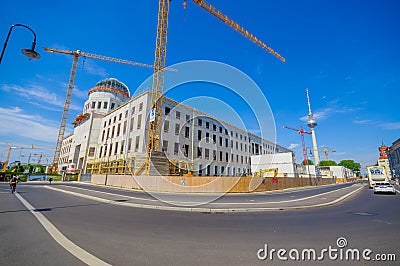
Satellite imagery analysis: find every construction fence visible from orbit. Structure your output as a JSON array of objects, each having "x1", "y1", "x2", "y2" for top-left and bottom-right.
[{"x1": 90, "y1": 174, "x2": 339, "y2": 193}]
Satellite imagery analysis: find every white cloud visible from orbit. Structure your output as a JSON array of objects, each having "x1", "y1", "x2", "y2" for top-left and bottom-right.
[
  {"x1": 353, "y1": 119, "x2": 400, "y2": 130},
  {"x1": 379, "y1": 122, "x2": 400, "y2": 130},
  {"x1": 0, "y1": 106, "x2": 59, "y2": 143},
  {"x1": 0, "y1": 83, "x2": 82, "y2": 111},
  {"x1": 288, "y1": 143, "x2": 299, "y2": 149},
  {"x1": 82, "y1": 60, "x2": 108, "y2": 78}
]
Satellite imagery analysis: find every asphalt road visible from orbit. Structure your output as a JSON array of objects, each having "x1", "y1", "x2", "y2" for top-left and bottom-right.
[{"x1": 0, "y1": 182, "x2": 399, "y2": 266}]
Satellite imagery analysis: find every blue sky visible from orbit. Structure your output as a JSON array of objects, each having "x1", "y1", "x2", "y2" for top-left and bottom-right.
[{"x1": 0, "y1": 0, "x2": 399, "y2": 171}]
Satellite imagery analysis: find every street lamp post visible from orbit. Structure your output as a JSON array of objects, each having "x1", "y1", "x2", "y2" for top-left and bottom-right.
[{"x1": 0, "y1": 24, "x2": 41, "y2": 64}]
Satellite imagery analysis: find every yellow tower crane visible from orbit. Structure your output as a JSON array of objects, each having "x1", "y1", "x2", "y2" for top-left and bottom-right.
[
  {"x1": 1, "y1": 143, "x2": 36, "y2": 172},
  {"x1": 141, "y1": 0, "x2": 286, "y2": 175},
  {"x1": 44, "y1": 47, "x2": 177, "y2": 173},
  {"x1": 320, "y1": 146, "x2": 336, "y2": 161}
]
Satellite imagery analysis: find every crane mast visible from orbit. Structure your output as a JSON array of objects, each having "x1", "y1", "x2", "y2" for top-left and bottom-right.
[
  {"x1": 140, "y1": 0, "x2": 286, "y2": 175},
  {"x1": 284, "y1": 126, "x2": 312, "y2": 165}
]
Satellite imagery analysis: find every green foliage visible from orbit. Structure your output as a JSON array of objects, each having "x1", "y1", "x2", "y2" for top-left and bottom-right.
[
  {"x1": 301, "y1": 159, "x2": 314, "y2": 165},
  {"x1": 338, "y1": 160, "x2": 361, "y2": 177},
  {"x1": 319, "y1": 160, "x2": 337, "y2": 166}
]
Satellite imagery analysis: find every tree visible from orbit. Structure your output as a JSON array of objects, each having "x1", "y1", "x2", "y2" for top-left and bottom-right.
[
  {"x1": 301, "y1": 159, "x2": 314, "y2": 165},
  {"x1": 319, "y1": 160, "x2": 337, "y2": 166},
  {"x1": 338, "y1": 160, "x2": 361, "y2": 177}
]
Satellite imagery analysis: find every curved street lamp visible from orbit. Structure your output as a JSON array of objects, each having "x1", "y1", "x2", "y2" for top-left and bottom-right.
[{"x1": 0, "y1": 23, "x2": 40, "y2": 64}]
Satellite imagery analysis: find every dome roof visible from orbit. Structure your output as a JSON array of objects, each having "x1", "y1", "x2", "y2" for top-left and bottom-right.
[{"x1": 88, "y1": 78, "x2": 130, "y2": 98}]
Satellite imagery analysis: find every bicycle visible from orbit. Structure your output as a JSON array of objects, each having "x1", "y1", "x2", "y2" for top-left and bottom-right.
[{"x1": 10, "y1": 183, "x2": 16, "y2": 194}]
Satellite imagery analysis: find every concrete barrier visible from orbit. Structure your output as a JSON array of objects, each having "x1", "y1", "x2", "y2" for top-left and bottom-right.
[{"x1": 90, "y1": 174, "x2": 337, "y2": 193}]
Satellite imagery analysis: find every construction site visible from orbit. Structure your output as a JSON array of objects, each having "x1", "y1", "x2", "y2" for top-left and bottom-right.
[{"x1": 1, "y1": 1, "x2": 352, "y2": 191}]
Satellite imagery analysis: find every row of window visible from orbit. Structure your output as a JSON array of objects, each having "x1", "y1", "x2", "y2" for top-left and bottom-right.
[
  {"x1": 84, "y1": 101, "x2": 118, "y2": 113},
  {"x1": 161, "y1": 140, "x2": 250, "y2": 165},
  {"x1": 99, "y1": 136, "x2": 142, "y2": 157}
]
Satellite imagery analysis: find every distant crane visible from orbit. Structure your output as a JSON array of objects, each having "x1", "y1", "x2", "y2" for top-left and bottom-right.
[
  {"x1": 139, "y1": 0, "x2": 286, "y2": 175},
  {"x1": 320, "y1": 146, "x2": 336, "y2": 161},
  {"x1": 43, "y1": 47, "x2": 177, "y2": 173},
  {"x1": 283, "y1": 126, "x2": 312, "y2": 165},
  {"x1": 0, "y1": 143, "x2": 36, "y2": 172}
]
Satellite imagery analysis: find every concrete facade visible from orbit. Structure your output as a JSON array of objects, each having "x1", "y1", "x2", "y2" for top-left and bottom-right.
[
  {"x1": 388, "y1": 138, "x2": 400, "y2": 179},
  {"x1": 59, "y1": 78, "x2": 292, "y2": 176}
]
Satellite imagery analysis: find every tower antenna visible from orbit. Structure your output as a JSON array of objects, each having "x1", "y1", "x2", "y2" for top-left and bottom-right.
[{"x1": 306, "y1": 88, "x2": 320, "y2": 165}]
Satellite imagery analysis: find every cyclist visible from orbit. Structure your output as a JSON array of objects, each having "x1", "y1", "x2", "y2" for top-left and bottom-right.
[{"x1": 9, "y1": 175, "x2": 18, "y2": 194}]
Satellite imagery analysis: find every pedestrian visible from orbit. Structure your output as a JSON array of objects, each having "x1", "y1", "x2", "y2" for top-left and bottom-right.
[{"x1": 49, "y1": 177, "x2": 53, "y2": 184}]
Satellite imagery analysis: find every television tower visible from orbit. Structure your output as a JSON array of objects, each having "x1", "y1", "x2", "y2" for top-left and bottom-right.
[{"x1": 306, "y1": 88, "x2": 320, "y2": 165}]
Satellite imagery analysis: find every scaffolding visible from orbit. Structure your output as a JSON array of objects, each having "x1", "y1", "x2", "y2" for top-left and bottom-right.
[{"x1": 86, "y1": 155, "x2": 135, "y2": 175}]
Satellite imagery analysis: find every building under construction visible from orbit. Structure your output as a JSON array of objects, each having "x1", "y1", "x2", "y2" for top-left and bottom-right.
[{"x1": 59, "y1": 78, "x2": 291, "y2": 176}]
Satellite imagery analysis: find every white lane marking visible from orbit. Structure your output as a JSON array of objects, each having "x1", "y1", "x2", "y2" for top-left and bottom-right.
[
  {"x1": 59, "y1": 185, "x2": 159, "y2": 202},
  {"x1": 58, "y1": 184, "x2": 359, "y2": 205},
  {"x1": 45, "y1": 184, "x2": 365, "y2": 212},
  {"x1": 15, "y1": 193, "x2": 111, "y2": 266}
]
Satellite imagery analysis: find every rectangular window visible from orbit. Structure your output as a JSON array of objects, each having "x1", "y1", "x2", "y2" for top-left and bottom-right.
[
  {"x1": 111, "y1": 103, "x2": 115, "y2": 110},
  {"x1": 123, "y1": 121, "x2": 127, "y2": 133},
  {"x1": 106, "y1": 128, "x2": 110, "y2": 139},
  {"x1": 91, "y1": 101, "x2": 95, "y2": 108},
  {"x1": 162, "y1": 140, "x2": 168, "y2": 152},
  {"x1": 108, "y1": 143, "x2": 113, "y2": 156},
  {"x1": 186, "y1": 114, "x2": 190, "y2": 122},
  {"x1": 225, "y1": 138, "x2": 228, "y2": 147},
  {"x1": 104, "y1": 121, "x2": 107, "y2": 127},
  {"x1": 176, "y1": 111, "x2": 181, "y2": 120},
  {"x1": 184, "y1": 126, "x2": 190, "y2": 138},
  {"x1": 102, "y1": 130, "x2": 105, "y2": 141},
  {"x1": 114, "y1": 142, "x2": 118, "y2": 155},
  {"x1": 125, "y1": 110, "x2": 128, "y2": 118},
  {"x1": 128, "y1": 138, "x2": 132, "y2": 152},
  {"x1": 139, "y1": 103, "x2": 143, "y2": 111},
  {"x1": 135, "y1": 136, "x2": 140, "y2": 151},
  {"x1": 164, "y1": 120, "x2": 170, "y2": 133},
  {"x1": 132, "y1": 106, "x2": 135, "y2": 114},
  {"x1": 174, "y1": 143, "x2": 179, "y2": 155},
  {"x1": 205, "y1": 148, "x2": 210, "y2": 159},
  {"x1": 103, "y1": 102, "x2": 108, "y2": 109},
  {"x1": 111, "y1": 126, "x2": 115, "y2": 138},
  {"x1": 219, "y1": 151, "x2": 223, "y2": 161},
  {"x1": 175, "y1": 123, "x2": 180, "y2": 135},
  {"x1": 88, "y1": 147, "x2": 95, "y2": 157},
  {"x1": 213, "y1": 124, "x2": 216, "y2": 131},
  {"x1": 219, "y1": 126, "x2": 222, "y2": 133},
  {"x1": 97, "y1": 102, "x2": 101, "y2": 109},
  {"x1": 198, "y1": 119, "x2": 202, "y2": 126},
  {"x1": 213, "y1": 150, "x2": 216, "y2": 160},
  {"x1": 165, "y1": 107, "x2": 171, "y2": 115},
  {"x1": 206, "y1": 132, "x2": 210, "y2": 143},
  {"x1": 225, "y1": 152, "x2": 229, "y2": 162},
  {"x1": 219, "y1": 137, "x2": 223, "y2": 146},
  {"x1": 206, "y1": 121, "x2": 210, "y2": 129},
  {"x1": 120, "y1": 140, "x2": 124, "y2": 154},
  {"x1": 119, "y1": 113, "x2": 122, "y2": 121},
  {"x1": 137, "y1": 114, "x2": 142, "y2": 129},
  {"x1": 130, "y1": 117, "x2": 134, "y2": 132},
  {"x1": 117, "y1": 124, "x2": 121, "y2": 136},
  {"x1": 197, "y1": 130, "x2": 202, "y2": 141},
  {"x1": 197, "y1": 147, "x2": 202, "y2": 158},
  {"x1": 113, "y1": 116, "x2": 116, "y2": 123}
]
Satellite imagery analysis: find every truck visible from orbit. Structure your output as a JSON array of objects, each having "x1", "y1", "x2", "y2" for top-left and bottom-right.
[{"x1": 367, "y1": 166, "x2": 390, "y2": 188}]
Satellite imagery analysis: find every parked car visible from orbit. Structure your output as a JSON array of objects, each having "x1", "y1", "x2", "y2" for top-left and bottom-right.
[{"x1": 373, "y1": 182, "x2": 396, "y2": 194}]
